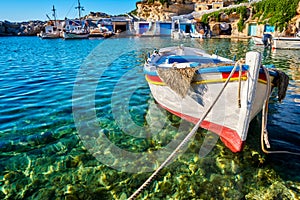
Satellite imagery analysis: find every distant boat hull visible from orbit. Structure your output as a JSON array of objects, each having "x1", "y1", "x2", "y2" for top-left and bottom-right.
[
  {"x1": 190, "y1": 32, "x2": 203, "y2": 38},
  {"x1": 251, "y1": 36, "x2": 264, "y2": 45},
  {"x1": 89, "y1": 31, "x2": 114, "y2": 38},
  {"x1": 39, "y1": 32, "x2": 61, "y2": 39},
  {"x1": 63, "y1": 32, "x2": 89, "y2": 39},
  {"x1": 273, "y1": 37, "x2": 300, "y2": 49},
  {"x1": 252, "y1": 35, "x2": 300, "y2": 49}
]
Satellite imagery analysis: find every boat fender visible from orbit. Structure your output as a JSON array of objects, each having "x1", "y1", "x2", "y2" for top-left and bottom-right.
[{"x1": 272, "y1": 69, "x2": 289, "y2": 102}]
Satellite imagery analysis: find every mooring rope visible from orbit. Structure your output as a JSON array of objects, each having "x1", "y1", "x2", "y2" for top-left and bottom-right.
[
  {"x1": 260, "y1": 66, "x2": 300, "y2": 156},
  {"x1": 128, "y1": 60, "x2": 244, "y2": 200},
  {"x1": 237, "y1": 59, "x2": 244, "y2": 108}
]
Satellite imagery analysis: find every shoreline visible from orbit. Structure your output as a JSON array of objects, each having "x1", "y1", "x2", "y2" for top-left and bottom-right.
[{"x1": 0, "y1": 33, "x2": 253, "y2": 40}]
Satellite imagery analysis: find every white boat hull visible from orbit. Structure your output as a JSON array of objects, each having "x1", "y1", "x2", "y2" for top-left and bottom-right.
[
  {"x1": 63, "y1": 32, "x2": 89, "y2": 39},
  {"x1": 40, "y1": 32, "x2": 60, "y2": 39},
  {"x1": 273, "y1": 37, "x2": 300, "y2": 49},
  {"x1": 190, "y1": 32, "x2": 203, "y2": 38},
  {"x1": 251, "y1": 36, "x2": 263, "y2": 45},
  {"x1": 144, "y1": 46, "x2": 278, "y2": 152}
]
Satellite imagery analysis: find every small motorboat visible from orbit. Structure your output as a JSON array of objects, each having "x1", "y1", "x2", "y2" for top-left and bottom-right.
[
  {"x1": 252, "y1": 33, "x2": 300, "y2": 49},
  {"x1": 144, "y1": 45, "x2": 288, "y2": 152}
]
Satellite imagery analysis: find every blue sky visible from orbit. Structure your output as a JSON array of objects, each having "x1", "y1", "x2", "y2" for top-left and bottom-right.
[{"x1": 0, "y1": 0, "x2": 138, "y2": 22}]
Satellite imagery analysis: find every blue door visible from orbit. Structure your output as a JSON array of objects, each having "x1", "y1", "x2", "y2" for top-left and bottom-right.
[
  {"x1": 139, "y1": 23, "x2": 149, "y2": 34},
  {"x1": 180, "y1": 24, "x2": 186, "y2": 32},
  {"x1": 248, "y1": 24, "x2": 257, "y2": 36},
  {"x1": 159, "y1": 23, "x2": 172, "y2": 35},
  {"x1": 264, "y1": 25, "x2": 275, "y2": 33}
]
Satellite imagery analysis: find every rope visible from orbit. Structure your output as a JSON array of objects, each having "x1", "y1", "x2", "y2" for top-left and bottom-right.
[
  {"x1": 128, "y1": 60, "x2": 244, "y2": 200},
  {"x1": 237, "y1": 60, "x2": 244, "y2": 108},
  {"x1": 65, "y1": 0, "x2": 77, "y2": 19},
  {"x1": 260, "y1": 66, "x2": 300, "y2": 156}
]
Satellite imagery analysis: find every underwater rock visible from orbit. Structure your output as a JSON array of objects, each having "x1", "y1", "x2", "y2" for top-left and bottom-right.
[
  {"x1": 31, "y1": 188, "x2": 56, "y2": 199},
  {"x1": 64, "y1": 194, "x2": 79, "y2": 200},
  {"x1": 119, "y1": 192, "x2": 127, "y2": 200},
  {"x1": 64, "y1": 184, "x2": 75, "y2": 195},
  {"x1": 0, "y1": 190, "x2": 5, "y2": 199},
  {"x1": 245, "y1": 181, "x2": 296, "y2": 199}
]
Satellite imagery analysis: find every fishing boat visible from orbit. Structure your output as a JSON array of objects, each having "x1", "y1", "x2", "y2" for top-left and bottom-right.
[
  {"x1": 38, "y1": 6, "x2": 61, "y2": 39},
  {"x1": 63, "y1": 0, "x2": 89, "y2": 39},
  {"x1": 190, "y1": 31, "x2": 204, "y2": 38},
  {"x1": 252, "y1": 33, "x2": 300, "y2": 49},
  {"x1": 63, "y1": 21, "x2": 89, "y2": 39},
  {"x1": 171, "y1": 30, "x2": 188, "y2": 39},
  {"x1": 251, "y1": 36, "x2": 264, "y2": 45},
  {"x1": 272, "y1": 36, "x2": 300, "y2": 49},
  {"x1": 144, "y1": 46, "x2": 288, "y2": 153},
  {"x1": 89, "y1": 25, "x2": 114, "y2": 38},
  {"x1": 251, "y1": 34, "x2": 272, "y2": 47}
]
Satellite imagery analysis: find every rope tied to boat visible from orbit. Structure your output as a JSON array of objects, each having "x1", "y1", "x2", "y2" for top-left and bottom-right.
[
  {"x1": 260, "y1": 66, "x2": 300, "y2": 156},
  {"x1": 128, "y1": 59, "x2": 244, "y2": 200},
  {"x1": 237, "y1": 59, "x2": 245, "y2": 108}
]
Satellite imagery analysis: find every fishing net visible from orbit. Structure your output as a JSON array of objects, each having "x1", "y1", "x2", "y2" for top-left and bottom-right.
[
  {"x1": 157, "y1": 63, "x2": 234, "y2": 98},
  {"x1": 157, "y1": 67, "x2": 198, "y2": 98}
]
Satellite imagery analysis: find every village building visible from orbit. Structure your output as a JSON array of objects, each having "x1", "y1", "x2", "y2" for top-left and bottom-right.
[{"x1": 193, "y1": 0, "x2": 238, "y2": 12}]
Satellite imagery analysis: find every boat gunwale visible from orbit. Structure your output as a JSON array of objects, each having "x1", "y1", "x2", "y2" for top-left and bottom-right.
[{"x1": 144, "y1": 64, "x2": 278, "y2": 77}]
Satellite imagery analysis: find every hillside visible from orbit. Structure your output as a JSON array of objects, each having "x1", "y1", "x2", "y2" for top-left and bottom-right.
[
  {"x1": 134, "y1": 0, "x2": 241, "y2": 21},
  {"x1": 134, "y1": 0, "x2": 300, "y2": 35},
  {"x1": 135, "y1": 0, "x2": 194, "y2": 21}
]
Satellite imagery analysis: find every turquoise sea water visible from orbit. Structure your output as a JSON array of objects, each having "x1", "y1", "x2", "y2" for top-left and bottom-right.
[{"x1": 0, "y1": 36, "x2": 299, "y2": 199}]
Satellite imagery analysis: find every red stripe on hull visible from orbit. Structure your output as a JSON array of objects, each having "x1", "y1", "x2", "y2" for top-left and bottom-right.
[
  {"x1": 258, "y1": 73, "x2": 267, "y2": 80},
  {"x1": 222, "y1": 71, "x2": 247, "y2": 79},
  {"x1": 146, "y1": 75, "x2": 163, "y2": 82},
  {"x1": 147, "y1": 72, "x2": 268, "y2": 84},
  {"x1": 159, "y1": 104, "x2": 244, "y2": 153}
]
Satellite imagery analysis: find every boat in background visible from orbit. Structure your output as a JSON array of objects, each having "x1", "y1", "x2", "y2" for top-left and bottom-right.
[
  {"x1": 190, "y1": 31, "x2": 204, "y2": 38},
  {"x1": 39, "y1": 25, "x2": 61, "y2": 39},
  {"x1": 63, "y1": 20, "x2": 89, "y2": 39},
  {"x1": 190, "y1": 29, "x2": 211, "y2": 39},
  {"x1": 272, "y1": 36, "x2": 300, "y2": 49},
  {"x1": 251, "y1": 33, "x2": 272, "y2": 47},
  {"x1": 144, "y1": 46, "x2": 288, "y2": 152},
  {"x1": 89, "y1": 24, "x2": 114, "y2": 38},
  {"x1": 63, "y1": 0, "x2": 89, "y2": 39},
  {"x1": 38, "y1": 6, "x2": 61, "y2": 39},
  {"x1": 252, "y1": 33, "x2": 300, "y2": 49},
  {"x1": 251, "y1": 36, "x2": 264, "y2": 45},
  {"x1": 171, "y1": 29, "x2": 189, "y2": 39}
]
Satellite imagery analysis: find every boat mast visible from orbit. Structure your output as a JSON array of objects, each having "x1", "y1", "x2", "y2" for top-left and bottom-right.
[
  {"x1": 52, "y1": 5, "x2": 57, "y2": 24},
  {"x1": 75, "y1": 0, "x2": 84, "y2": 20}
]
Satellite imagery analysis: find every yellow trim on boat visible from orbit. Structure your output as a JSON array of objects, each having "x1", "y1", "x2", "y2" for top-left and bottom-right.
[
  {"x1": 193, "y1": 77, "x2": 248, "y2": 84},
  {"x1": 258, "y1": 79, "x2": 275, "y2": 86},
  {"x1": 145, "y1": 75, "x2": 165, "y2": 86},
  {"x1": 146, "y1": 75, "x2": 273, "y2": 86}
]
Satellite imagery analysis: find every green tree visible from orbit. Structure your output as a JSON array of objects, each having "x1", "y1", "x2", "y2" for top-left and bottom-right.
[
  {"x1": 200, "y1": 0, "x2": 299, "y2": 32},
  {"x1": 253, "y1": 0, "x2": 299, "y2": 31}
]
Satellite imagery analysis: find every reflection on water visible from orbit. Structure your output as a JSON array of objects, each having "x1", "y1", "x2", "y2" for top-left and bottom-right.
[{"x1": 0, "y1": 37, "x2": 299, "y2": 199}]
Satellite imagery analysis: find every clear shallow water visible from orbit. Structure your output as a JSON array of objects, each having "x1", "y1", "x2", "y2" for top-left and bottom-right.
[{"x1": 0, "y1": 36, "x2": 299, "y2": 199}]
